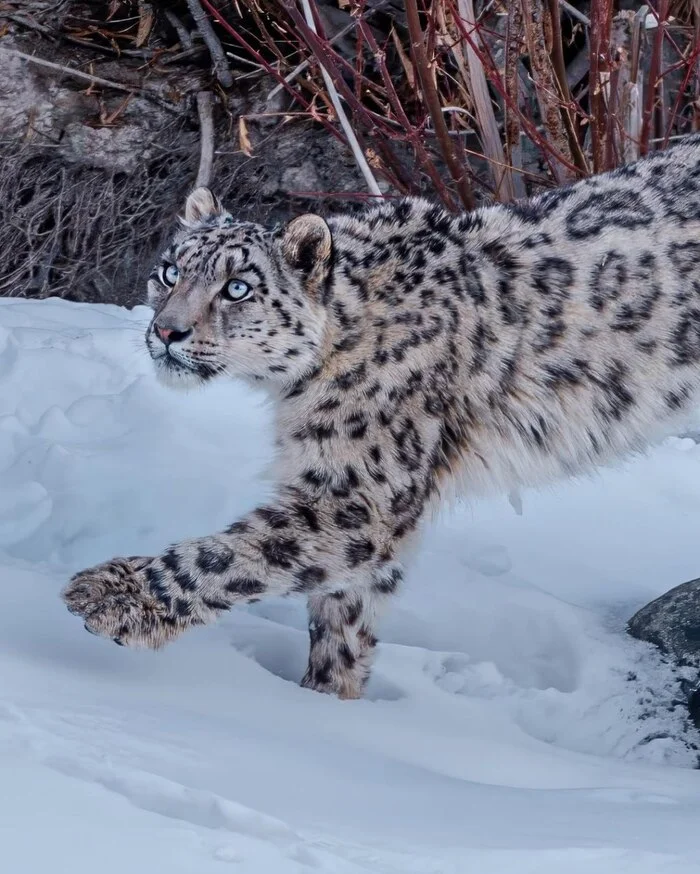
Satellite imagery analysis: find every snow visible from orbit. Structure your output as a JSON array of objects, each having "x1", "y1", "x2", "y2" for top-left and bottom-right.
[{"x1": 1, "y1": 297, "x2": 699, "y2": 873}]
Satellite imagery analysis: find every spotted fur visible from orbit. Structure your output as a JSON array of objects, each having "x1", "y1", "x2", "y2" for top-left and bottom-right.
[{"x1": 64, "y1": 135, "x2": 700, "y2": 698}]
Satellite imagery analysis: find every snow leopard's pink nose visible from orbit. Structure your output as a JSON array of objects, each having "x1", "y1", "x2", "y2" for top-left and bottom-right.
[{"x1": 153, "y1": 323, "x2": 193, "y2": 345}]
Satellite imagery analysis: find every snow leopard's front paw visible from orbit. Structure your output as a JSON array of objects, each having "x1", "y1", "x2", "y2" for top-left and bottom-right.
[{"x1": 62, "y1": 556, "x2": 184, "y2": 648}]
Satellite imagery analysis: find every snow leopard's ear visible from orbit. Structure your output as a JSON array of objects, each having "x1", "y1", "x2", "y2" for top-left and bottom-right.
[
  {"x1": 182, "y1": 187, "x2": 228, "y2": 227},
  {"x1": 279, "y1": 214, "x2": 332, "y2": 280}
]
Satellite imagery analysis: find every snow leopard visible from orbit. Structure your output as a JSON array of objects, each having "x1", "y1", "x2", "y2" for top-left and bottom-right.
[{"x1": 63, "y1": 132, "x2": 700, "y2": 699}]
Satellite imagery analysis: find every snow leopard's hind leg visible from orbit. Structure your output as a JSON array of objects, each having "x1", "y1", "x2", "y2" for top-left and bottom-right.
[{"x1": 302, "y1": 585, "x2": 391, "y2": 699}]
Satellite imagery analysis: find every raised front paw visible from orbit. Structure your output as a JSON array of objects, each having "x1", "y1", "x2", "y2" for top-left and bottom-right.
[{"x1": 62, "y1": 556, "x2": 187, "y2": 649}]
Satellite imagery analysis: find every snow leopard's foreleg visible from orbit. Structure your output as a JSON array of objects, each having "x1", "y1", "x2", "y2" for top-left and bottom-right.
[{"x1": 62, "y1": 484, "x2": 404, "y2": 697}]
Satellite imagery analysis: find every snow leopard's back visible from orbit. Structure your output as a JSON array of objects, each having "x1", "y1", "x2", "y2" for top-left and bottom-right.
[{"x1": 318, "y1": 135, "x2": 700, "y2": 495}]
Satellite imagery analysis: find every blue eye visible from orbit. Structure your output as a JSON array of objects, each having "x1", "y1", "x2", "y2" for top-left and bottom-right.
[
  {"x1": 159, "y1": 263, "x2": 179, "y2": 287},
  {"x1": 224, "y1": 279, "x2": 252, "y2": 302}
]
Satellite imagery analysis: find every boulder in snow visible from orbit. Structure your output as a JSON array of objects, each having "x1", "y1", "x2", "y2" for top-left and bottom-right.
[
  {"x1": 628, "y1": 578, "x2": 700, "y2": 665},
  {"x1": 628, "y1": 579, "x2": 700, "y2": 729}
]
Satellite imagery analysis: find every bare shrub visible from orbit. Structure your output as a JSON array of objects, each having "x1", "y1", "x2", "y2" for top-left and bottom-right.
[{"x1": 2, "y1": 1, "x2": 700, "y2": 304}]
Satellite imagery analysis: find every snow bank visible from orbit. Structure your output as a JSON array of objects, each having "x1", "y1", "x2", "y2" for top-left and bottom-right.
[{"x1": 1, "y1": 298, "x2": 699, "y2": 873}]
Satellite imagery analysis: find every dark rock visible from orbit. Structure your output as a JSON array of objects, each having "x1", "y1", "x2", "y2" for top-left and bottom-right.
[
  {"x1": 628, "y1": 580, "x2": 700, "y2": 729},
  {"x1": 628, "y1": 578, "x2": 700, "y2": 664}
]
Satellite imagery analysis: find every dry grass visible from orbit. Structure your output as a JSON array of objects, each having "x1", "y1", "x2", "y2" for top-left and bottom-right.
[{"x1": 0, "y1": 136, "x2": 198, "y2": 304}]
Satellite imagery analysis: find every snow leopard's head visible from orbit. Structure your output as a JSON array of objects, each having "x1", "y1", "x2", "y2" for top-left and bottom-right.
[{"x1": 146, "y1": 188, "x2": 332, "y2": 390}]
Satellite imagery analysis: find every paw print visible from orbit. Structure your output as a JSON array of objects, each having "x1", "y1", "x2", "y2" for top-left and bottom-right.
[{"x1": 62, "y1": 556, "x2": 186, "y2": 648}]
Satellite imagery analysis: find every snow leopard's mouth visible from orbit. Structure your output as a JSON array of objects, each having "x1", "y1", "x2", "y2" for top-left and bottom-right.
[{"x1": 149, "y1": 346, "x2": 219, "y2": 387}]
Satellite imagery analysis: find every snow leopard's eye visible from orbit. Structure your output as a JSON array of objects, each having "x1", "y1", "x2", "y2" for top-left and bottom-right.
[
  {"x1": 222, "y1": 279, "x2": 253, "y2": 302},
  {"x1": 158, "y1": 263, "x2": 179, "y2": 287}
]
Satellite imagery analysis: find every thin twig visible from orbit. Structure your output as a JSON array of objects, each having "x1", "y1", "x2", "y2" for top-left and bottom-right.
[
  {"x1": 37, "y1": 32, "x2": 156, "y2": 60},
  {"x1": 164, "y1": 9, "x2": 194, "y2": 49},
  {"x1": 185, "y1": 0, "x2": 234, "y2": 88},
  {"x1": 547, "y1": 0, "x2": 588, "y2": 173},
  {"x1": 195, "y1": 91, "x2": 215, "y2": 188},
  {"x1": 559, "y1": 0, "x2": 590, "y2": 27},
  {"x1": 266, "y1": 24, "x2": 358, "y2": 102},
  {"x1": 197, "y1": 0, "x2": 348, "y2": 149},
  {"x1": 405, "y1": 0, "x2": 474, "y2": 210},
  {"x1": 630, "y1": 7, "x2": 644, "y2": 84},
  {"x1": 588, "y1": 0, "x2": 614, "y2": 172},
  {"x1": 0, "y1": 44, "x2": 186, "y2": 113},
  {"x1": 289, "y1": 13, "x2": 409, "y2": 194},
  {"x1": 266, "y1": 5, "x2": 390, "y2": 102},
  {"x1": 640, "y1": 1, "x2": 669, "y2": 155},
  {"x1": 356, "y1": 17, "x2": 454, "y2": 202},
  {"x1": 276, "y1": 6, "x2": 394, "y2": 117},
  {"x1": 0, "y1": 46, "x2": 141, "y2": 94},
  {"x1": 5, "y1": 10, "x2": 154, "y2": 58},
  {"x1": 159, "y1": 46, "x2": 206, "y2": 66},
  {"x1": 1, "y1": 13, "x2": 59, "y2": 42},
  {"x1": 276, "y1": 3, "x2": 402, "y2": 189},
  {"x1": 662, "y1": 40, "x2": 700, "y2": 147},
  {"x1": 298, "y1": 0, "x2": 382, "y2": 198},
  {"x1": 603, "y1": 59, "x2": 621, "y2": 169}
]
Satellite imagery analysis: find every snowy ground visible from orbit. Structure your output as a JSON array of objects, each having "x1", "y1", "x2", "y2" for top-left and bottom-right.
[{"x1": 1, "y1": 297, "x2": 700, "y2": 874}]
